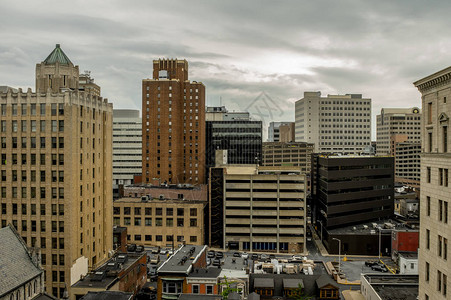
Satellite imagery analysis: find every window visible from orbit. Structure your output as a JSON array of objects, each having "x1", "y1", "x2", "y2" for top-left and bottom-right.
[
  {"x1": 145, "y1": 208, "x2": 152, "y2": 215},
  {"x1": 439, "y1": 200, "x2": 444, "y2": 222},
  {"x1": 190, "y1": 236, "x2": 197, "y2": 243},
  {"x1": 427, "y1": 167, "x2": 431, "y2": 183},
  {"x1": 156, "y1": 218, "x2": 162, "y2": 226},
  {"x1": 206, "y1": 285, "x2": 213, "y2": 295},
  {"x1": 156, "y1": 208, "x2": 162, "y2": 216},
  {"x1": 444, "y1": 126, "x2": 448, "y2": 152},
  {"x1": 177, "y1": 208, "x2": 184, "y2": 216},
  {"x1": 134, "y1": 218, "x2": 141, "y2": 226},
  {"x1": 145, "y1": 218, "x2": 152, "y2": 226},
  {"x1": 426, "y1": 229, "x2": 430, "y2": 249},
  {"x1": 192, "y1": 285, "x2": 199, "y2": 294},
  {"x1": 113, "y1": 207, "x2": 120, "y2": 215},
  {"x1": 190, "y1": 219, "x2": 197, "y2": 227},
  {"x1": 124, "y1": 207, "x2": 131, "y2": 215},
  {"x1": 440, "y1": 168, "x2": 444, "y2": 185},
  {"x1": 190, "y1": 208, "x2": 197, "y2": 216},
  {"x1": 427, "y1": 196, "x2": 431, "y2": 216},
  {"x1": 135, "y1": 235, "x2": 142, "y2": 241},
  {"x1": 134, "y1": 207, "x2": 141, "y2": 215},
  {"x1": 166, "y1": 208, "x2": 173, "y2": 216},
  {"x1": 156, "y1": 235, "x2": 162, "y2": 241},
  {"x1": 438, "y1": 270, "x2": 442, "y2": 292},
  {"x1": 177, "y1": 218, "x2": 184, "y2": 227},
  {"x1": 124, "y1": 217, "x2": 131, "y2": 225},
  {"x1": 428, "y1": 132, "x2": 433, "y2": 152},
  {"x1": 166, "y1": 218, "x2": 173, "y2": 227},
  {"x1": 145, "y1": 235, "x2": 152, "y2": 241},
  {"x1": 162, "y1": 281, "x2": 182, "y2": 294}
]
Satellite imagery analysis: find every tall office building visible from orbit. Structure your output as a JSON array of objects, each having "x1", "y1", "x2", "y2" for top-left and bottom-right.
[
  {"x1": 376, "y1": 107, "x2": 421, "y2": 155},
  {"x1": 376, "y1": 108, "x2": 421, "y2": 186},
  {"x1": 261, "y1": 142, "x2": 314, "y2": 173},
  {"x1": 295, "y1": 92, "x2": 371, "y2": 154},
  {"x1": 113, "y1": 109, "x2": 142, "y2": 198},
  {"x1": 0, "y1": 44, "x2": 113, "y2": 298},
  {"x1": 142, "y1": 59, "x2": 205, "y2": 185},
  {"x1": 205, "y1": 106, "x2": 262, "y2": 170},
  {"x1": 268, "y1": 121, "x2": 295, "y2": 142},
  {"x1": 415, "y1": 67, "x2": 451, "y2": 300}
]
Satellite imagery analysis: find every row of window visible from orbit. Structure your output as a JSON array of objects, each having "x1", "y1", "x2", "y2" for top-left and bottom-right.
[
  {"x1": 0, "y1": 103, "x2": 63, "y2": 116},
  {"x1": 129, "y1": 234, "x2": 198, "y2": 243},
  {"x1": 424, "y1": 262, "x2": 447, "y2": 298},
  {"x1": 2, "y1": 219, "x2": 64, "y2": 233},
  {"x1": 1, "y1": 119, "x2": 64, "y2": 133},
  {"x1": 1, "y1": 170, "x2": 64, "y2": 182},
  {"x1": 425, "y1": 167, "x2": 449, "y2": 186},
  {"x1": 0, "y1": 136, "x2": 64, "y2": 149},
  {"x1": 113, "y1": 206, "x2": 197, "y2": 216},
  {"x1": 114, "y1": 217, "x2": 198, "y2": 227},
  {"x1": 1, "y1": 186, "x2": 64, "y2": 199},
  {"x1": 2, "y1": 203, "x2": 63, "y2": 215}
]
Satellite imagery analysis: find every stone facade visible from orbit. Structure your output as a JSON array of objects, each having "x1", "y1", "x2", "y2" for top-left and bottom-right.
[
  {"x1": 414, "y1": 66, "x2": 451, "y2": 300},
  {"x1": 0, "y1": 45, "x2": 113, "y2": 298},
  {"x1": 113, "y1": 197, "x2": 206, "y2": 247}
]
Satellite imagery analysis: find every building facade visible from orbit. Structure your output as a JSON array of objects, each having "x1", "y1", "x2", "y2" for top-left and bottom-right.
[
  {"x1": 268, "y1": 121, "x2": 295, "y2": 142},
  {"x1": 209, "y1": 165, "x2": 306, "y2": 253},
  {"x1": 206, "y1": 106, "x2": 262, "y2": 170},
  {"x1": 376, "y1": 107, "x2": 421, "y2": 156},
  {"x1": 0, "y1": 44, "x2": 113, "y2": 298},
  {"x1": 113, "y1": 197, "x2": 206, "y2": 247},
  {"x1": 142, "y1": 59, "x2": 205, "y2": 185},
  {"x1": 414, "y1": 67, "x2": 451, "y2": 300},
  {"x1": 261, "y1": 142, "x2": 314, "y2": 174},
  {"x1": 113, "y1": 109, "x2": 142, "y2": 198},
  {"x1": 311, "y1": 155, "x2": 394, "y2": 229},
  {"x1": 295, "y1": 92, "x2": 371, "y2": 154}
]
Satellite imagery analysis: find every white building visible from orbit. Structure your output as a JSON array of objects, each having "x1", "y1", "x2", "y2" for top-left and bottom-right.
[
  {"x1": 113, "y1": 109, "x2": 142, "y2": 198},
  {"x1": 295, "y1": 91, "x2": 371, "y2": 154},
  {"x1": 399, "y1": 253, "x2": 418, "y2": 275}
]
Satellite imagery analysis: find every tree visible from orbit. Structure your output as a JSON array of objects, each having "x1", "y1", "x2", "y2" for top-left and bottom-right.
[
  {"x1": 219, "y1": 276, "x2": 240, "y2": 300},
  {"x1": 289, "y1": 283, "x2": 312, "y2": 300}
]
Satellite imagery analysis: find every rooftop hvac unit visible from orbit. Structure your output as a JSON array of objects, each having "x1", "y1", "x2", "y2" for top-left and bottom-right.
[
  {"x1": 159, "y1": 195, "x2": 164, "y2": 200},
  {"x1": 363, "y1": 225, "x2": 369, "y2": 229}
]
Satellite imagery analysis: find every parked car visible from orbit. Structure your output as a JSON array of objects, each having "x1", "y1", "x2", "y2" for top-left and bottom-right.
[
  {"x1": 269, "y1": 254, "x2": 276, "y2": 259},
  {"x1": 207, "y1": 251, "x2": 215, "y2": 258},
  {"x1": 261, "y1": 254, "x2": 269, "y2": 260},
  {"x1": 136, "y1": 245, "x2": 144, "y2": 252},
  {"x1": 207, "y1": 258, "x2": 212, "y2": 266},
  {"x1": 150, "y1": 255, "x2": 160, "y2": 265},
  {"x1": 291, "y1": 255, "x2": 302, "y2": 261},
  {"x1": 241, "y1": 252, "x2": 249, "y2": 259},
  {"x1": 365, "y1": 260, "x2": 379, "y2": 267},
  {"x1": 216, "y1": 251, "x2": 224, "y2": 259},
  {"x1": 212, "y1": 259, "x2": 221, "y2": 266},
  {"x1": 151, "y1": 246, "x2": 161, "y2": 254},
  {"x1": 371, "y1": 264, "x2": 388, "y2": 272},
  {"x1": 251, "y1": 253, "x2": 259, "y2": 260},
  {"x1": 127, "y1": 244, "x2": 137, "y2": 252},
  {"x1": 233, "y1": 252, "x2": 241, "y2": 257}
]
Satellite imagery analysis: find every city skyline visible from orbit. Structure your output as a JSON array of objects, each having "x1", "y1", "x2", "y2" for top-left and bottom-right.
[{"x1": 2, "y1": 1, "x2": 451, "y2": 138}]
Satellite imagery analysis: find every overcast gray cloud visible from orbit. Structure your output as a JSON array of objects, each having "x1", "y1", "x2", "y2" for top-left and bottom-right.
[{"x1": 1, "y1": 0, "x2": 450, "y2": 138}]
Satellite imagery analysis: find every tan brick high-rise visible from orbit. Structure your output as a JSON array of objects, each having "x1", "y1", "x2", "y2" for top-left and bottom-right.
[
  {"x1": 0, "y1": 44, "x2": 113, "y2": 298},
  {"x1": 142, "y1": 59, "x2": 205, "y2": 185}
]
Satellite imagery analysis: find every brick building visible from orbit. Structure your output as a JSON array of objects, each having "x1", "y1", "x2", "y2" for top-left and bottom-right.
[
  {"x1": 0, "y1": 44, "x2": 113, "y2": 298},
  {"x1": 142, "y1": 59, "x2": 205, "y2": 185}
]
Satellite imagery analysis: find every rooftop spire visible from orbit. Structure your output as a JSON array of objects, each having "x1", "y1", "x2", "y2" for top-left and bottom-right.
[{"x1": 43, "y1": 44, "x2": 72, "y2": 65}]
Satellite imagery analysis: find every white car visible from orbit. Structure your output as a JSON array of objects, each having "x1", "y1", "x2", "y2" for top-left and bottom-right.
[
  {"x1": 241, "y1": 252, "x2": 249, "y2": 259},
  {"x1": 292, "y1": 255, "x2": 303, "y2": 261}
]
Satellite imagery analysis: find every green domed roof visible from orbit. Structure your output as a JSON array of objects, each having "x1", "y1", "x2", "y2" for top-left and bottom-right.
[{"x1": 43, "y1": 44, "x2": 72, "y2": 65}]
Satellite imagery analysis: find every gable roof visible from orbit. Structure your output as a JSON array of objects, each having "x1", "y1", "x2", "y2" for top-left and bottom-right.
[
  {"x1": 0, "y1": 225, "x2": 42, "y2": 296},
  {"x1": 43, "y1": 44, "x2": 72, "y2": 65},
  {"x1": 283, "y1": 278, "x2": 304, "y2": 289},
  {"x1": 254, "y1": 278, "x2": 274, "y2": 288},
  {"x1": 315, "y1": 274, "x2": 339, "y2": 289}
]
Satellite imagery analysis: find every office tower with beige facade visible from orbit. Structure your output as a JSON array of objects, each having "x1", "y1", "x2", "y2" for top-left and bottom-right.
[
  {"x1": 262, "y1": 142, "x2": 314, "y2": 173},
  {"x1": 376, "y1": 108, "x2": 421, "y2": 186},
  {"x1": 295, "y1": 91, "x2": 371, "y2": 154},
  {"x1": 209, "y1": 165, "x2": 306, "y2": 253},
  {"x1": 142, "y1": 59, "x2": 205, "y2": 185},
  {"x1": 113, "y1": 109, "x2": 142, "y2": 198},
  {"x1": 268, "y1": 121, "x2": 295, "y2": 142},
  {"x1": 415, "y1": 67, "x2": 451, "y2": 300},
  {"x1": 376, "y1": 107, "x2": 421, "y2": 155},
  {"x1": 0, "y1": 44, "x2": 113, "y2": 298}
]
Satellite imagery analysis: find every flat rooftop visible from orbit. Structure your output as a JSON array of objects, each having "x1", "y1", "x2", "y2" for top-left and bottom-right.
[
  {"x1": 114, "y1": 197, "x2": 205, "y2": 204},
  {"x1": 72, "y1": 252, "x2": 145, "y2": 289},
  {"x1": 327, "y1": 219, "x2": 417, "y2": 235},
  {"x1": 158, "y1": 245, "x2": 207, "y2": 274},
  {"x1": 365, "y1": 274, "x2": 419, "y2": 300}
]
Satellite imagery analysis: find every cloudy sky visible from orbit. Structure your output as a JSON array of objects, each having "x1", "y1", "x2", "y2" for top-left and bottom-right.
[{"x1": 1, "y1": 0, "x2": 450, "y2": 139}]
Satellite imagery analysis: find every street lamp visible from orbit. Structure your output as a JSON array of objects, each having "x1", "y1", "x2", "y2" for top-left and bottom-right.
[
  {"x1": 332, "y1": 238, "x2": 341, "y2": 274},
  {"x1": 378, "y1": 227, "x2": 381, "y2": 260}
]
